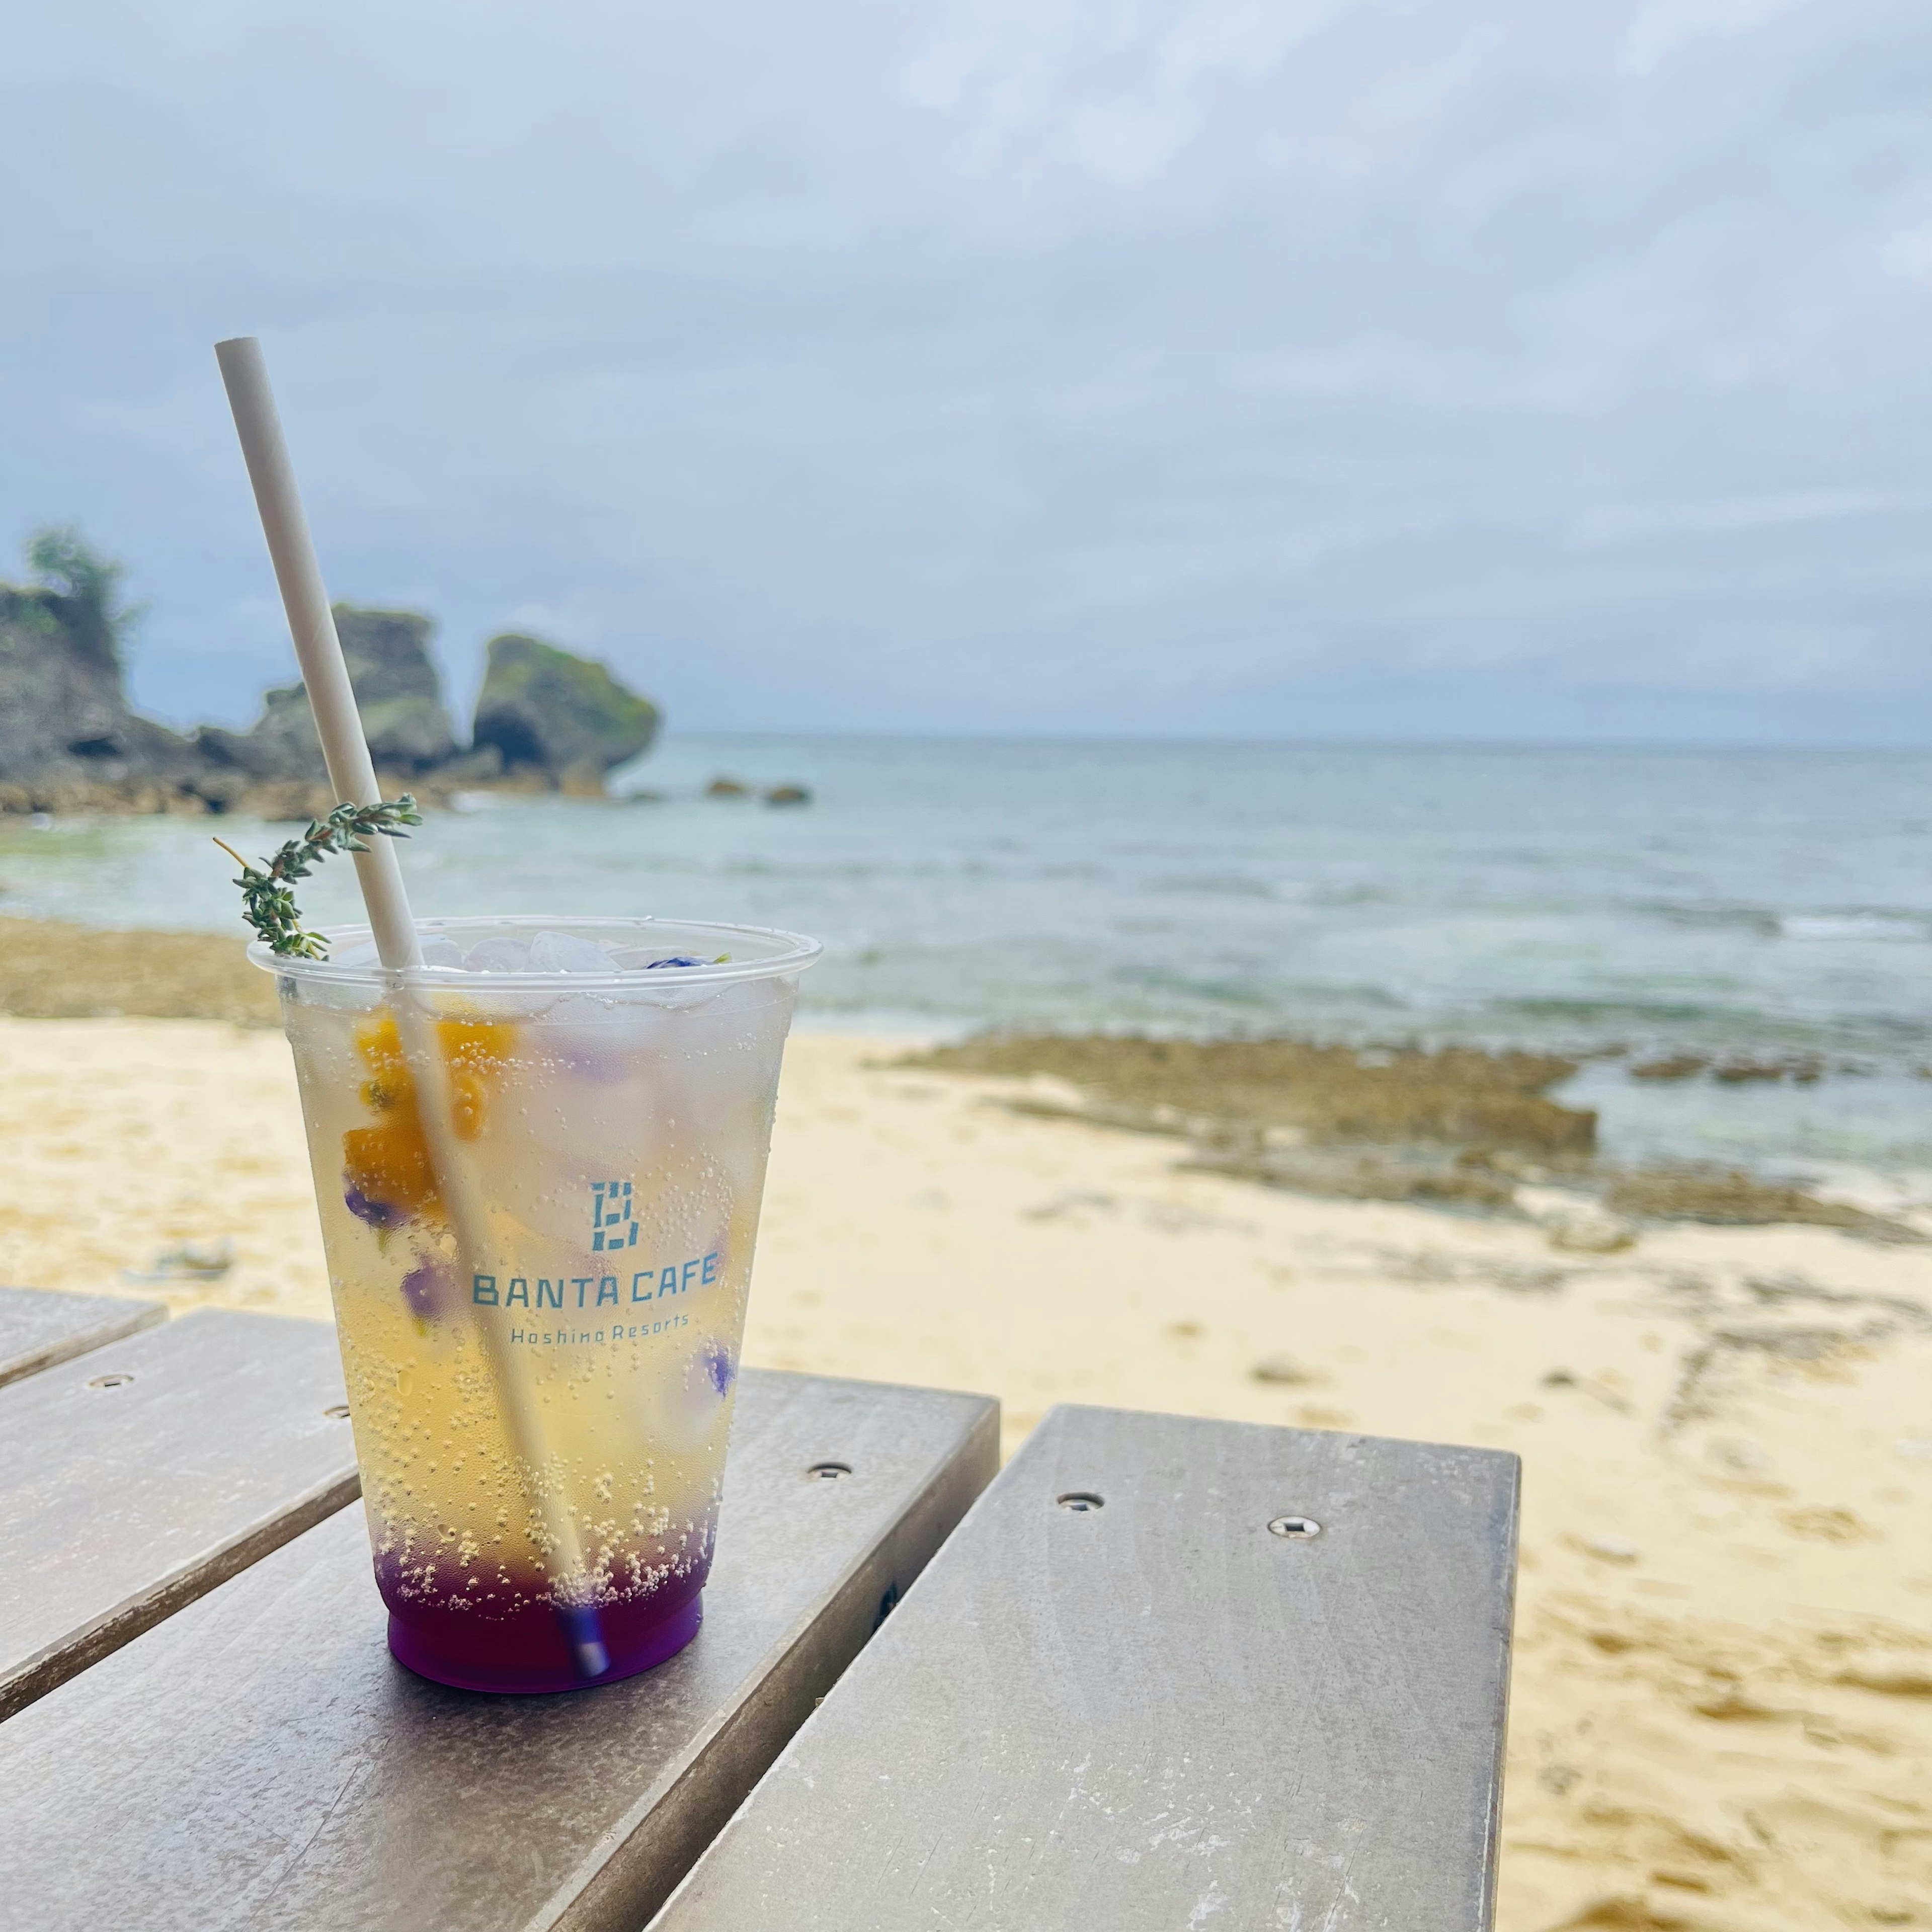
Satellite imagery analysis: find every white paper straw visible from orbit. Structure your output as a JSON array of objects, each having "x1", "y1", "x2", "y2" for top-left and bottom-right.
[
  {"x1": 212, "y1": 340, "x2": 420, "y2": 970},
  {"x1": 216, "y1": 338, "x2": 609, "y2": 1678}
]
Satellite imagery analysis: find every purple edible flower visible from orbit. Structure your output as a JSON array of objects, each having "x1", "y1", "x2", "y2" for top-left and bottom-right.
[
  {"x1": 345, "y1": 1183, "x2": 403, "y2": 1229},
  {"x1": 645, "y1": 955, "x2": 706, "y2": 969},
  {"x1": 701, "y1": 1339, "x2": 735, "y2": 1398},
  {"x1": 401, "y1": 1259, "x2": 451, "y2": 1317}
]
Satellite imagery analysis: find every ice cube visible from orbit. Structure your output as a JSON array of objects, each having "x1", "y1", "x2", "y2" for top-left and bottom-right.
[
  {"x1": 417, "y1": 936, "x2": 465, "y2": 969},
  {"x1": 529, "y1": 930, "x2": 619, "y2": 974},
  {"x1": 464, "y1": 936, "x2": 533, "y2": 972},
  {"x1": 538, "y1": 998, "x2": 675, "y2": 1084}
]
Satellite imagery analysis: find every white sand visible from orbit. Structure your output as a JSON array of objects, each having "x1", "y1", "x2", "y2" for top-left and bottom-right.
[{"x1": 1, "y1": 1016, "x2": 1926, "y2": 1925}]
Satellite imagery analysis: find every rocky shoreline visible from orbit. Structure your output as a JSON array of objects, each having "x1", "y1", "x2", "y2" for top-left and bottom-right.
[
  {"x1": 1, "y1": 534, "x2": 661, "y2": 818},
  {"x1": 0, "y1": 918, "x2": 276, "y2": 1024},
  {"x1": 903, "y1": 1032, "x2": 1931, "y2": 1246}
]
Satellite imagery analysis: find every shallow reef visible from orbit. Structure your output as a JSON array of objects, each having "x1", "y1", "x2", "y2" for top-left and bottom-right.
[{"x1": 905, "y1": 1033, "x2": 1921, "y2": 1240}]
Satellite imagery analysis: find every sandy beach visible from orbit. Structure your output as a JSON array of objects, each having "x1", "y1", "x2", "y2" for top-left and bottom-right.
[{"x1": 1, "y1": 1008, "x2": 1926, "y2": 1926}]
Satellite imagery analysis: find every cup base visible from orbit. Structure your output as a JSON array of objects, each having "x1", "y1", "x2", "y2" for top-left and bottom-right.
[{"x1": 386, "y1": 1589, "x2": 704, "y2": 1696}]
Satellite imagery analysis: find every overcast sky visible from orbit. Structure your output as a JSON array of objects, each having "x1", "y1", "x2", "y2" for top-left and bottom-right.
[{"x1": 3, "y1": 0, "x2": 1926, "y2": 742}]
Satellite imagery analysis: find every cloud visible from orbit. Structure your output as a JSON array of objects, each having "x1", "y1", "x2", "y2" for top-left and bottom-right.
[
  {"x1": 1569, "y1": 491, "x2": 1920, "y2": 544},
  {"x1": 0, "y1": 0, "x2": 1925, "y2": 740}
]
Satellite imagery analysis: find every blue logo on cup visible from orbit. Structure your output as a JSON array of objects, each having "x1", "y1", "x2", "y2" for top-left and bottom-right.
[{"x1": 592, "y1": 1180, "x2": 638, "y2": 1252}]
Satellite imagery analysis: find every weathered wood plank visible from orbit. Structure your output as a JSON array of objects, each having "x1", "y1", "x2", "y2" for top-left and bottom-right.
[
  {"x1": 0, "y1": 1369, "x2": 999, "y2": 1932},
  {"x1": 0, "y1": 1307, "x2": 358, "y2": 1719},
  {"x1": 653, "y1": 1404, "x2": 1520, "y2": 1932},
  {"x1": 0, "y1": 1282, "x2": 165, "y2": 1389}
]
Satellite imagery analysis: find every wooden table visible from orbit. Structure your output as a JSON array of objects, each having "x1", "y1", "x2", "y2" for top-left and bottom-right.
[
  {"x1": 652, "y1": 1403, "x2": 1520, "y2": 1930},
  {"x1": 0, "y1": 1288, "x2": 1517, "y2": 1929},
  {"x1": 0, "y1": 1289, "x2": 999, "y2": 1930},
  {"x1": 0, "y1": 1281, "x2": 164, "y2": 1390},
  {"x1": 0, "y1": 1305, "x2": 358, "y2": 1718}
]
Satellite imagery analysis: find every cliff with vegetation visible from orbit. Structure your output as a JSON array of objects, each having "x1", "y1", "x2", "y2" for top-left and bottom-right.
[{"x1": 0, "y1": 529, "x2": 217, "y2": 814}]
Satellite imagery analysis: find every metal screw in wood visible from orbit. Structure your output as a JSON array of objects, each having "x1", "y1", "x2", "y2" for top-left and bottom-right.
[{"x1": 1268, "y1": 1514, "x2": 1321, "y2": 1539}]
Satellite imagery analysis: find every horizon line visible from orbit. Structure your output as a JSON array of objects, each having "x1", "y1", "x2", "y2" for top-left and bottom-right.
[{"x1": 634, "y1": 726, "x2": 1932, "y2": 758}]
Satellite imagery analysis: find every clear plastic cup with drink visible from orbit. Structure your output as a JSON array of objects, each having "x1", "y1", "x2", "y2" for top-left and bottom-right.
[{"x1": 255, "y1": 915, "x2": 819, "y2": 1694}]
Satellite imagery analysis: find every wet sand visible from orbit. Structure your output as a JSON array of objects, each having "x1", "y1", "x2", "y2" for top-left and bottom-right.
[{"x1": 0, "y1": 1011, "x2": 1925, "y2": 1925}]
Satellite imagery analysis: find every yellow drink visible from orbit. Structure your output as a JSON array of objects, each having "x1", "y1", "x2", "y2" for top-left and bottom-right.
[{"x1": 261, "y1": 916, "x2": 817, "y2": 1692}]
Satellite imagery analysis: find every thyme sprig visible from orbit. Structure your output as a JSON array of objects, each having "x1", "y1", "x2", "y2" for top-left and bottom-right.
[{"x1": 215, "y1": 796, "x2": 423, "y2": 958}]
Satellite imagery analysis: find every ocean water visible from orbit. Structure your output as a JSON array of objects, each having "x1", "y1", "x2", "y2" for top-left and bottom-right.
[{"x1": 3, "y1": 737, "x2": 1928, "y2": 1188}]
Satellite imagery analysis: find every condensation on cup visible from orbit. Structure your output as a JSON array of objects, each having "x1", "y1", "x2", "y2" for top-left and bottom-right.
[{"x1": 255, "y1": 916, "x2": 820, "y2": 1694}]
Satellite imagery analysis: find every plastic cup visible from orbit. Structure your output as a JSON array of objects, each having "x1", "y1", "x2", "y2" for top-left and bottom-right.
[{"x1": 254, "y1": 915, "x2": 820, "y2": 1694}]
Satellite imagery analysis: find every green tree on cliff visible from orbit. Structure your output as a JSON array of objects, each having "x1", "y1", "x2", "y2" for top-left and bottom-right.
[{"x1": 25, "y1": 526, "x2": 144, "y2": 673}]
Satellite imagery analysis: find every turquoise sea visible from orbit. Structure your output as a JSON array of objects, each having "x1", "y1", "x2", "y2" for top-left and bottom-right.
[{"x1": 3, "y1": 737, "x2": 1928, "y2": 1190}]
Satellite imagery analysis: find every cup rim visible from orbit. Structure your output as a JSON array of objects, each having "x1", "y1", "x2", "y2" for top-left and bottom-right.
[{"x1": 249, "y1": 914, "x2": 823, "y2": 990}]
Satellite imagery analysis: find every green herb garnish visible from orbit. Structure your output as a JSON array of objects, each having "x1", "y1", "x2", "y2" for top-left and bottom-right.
[{"x1": 215, "y1": 796, "x2": 423, "y2": 958}]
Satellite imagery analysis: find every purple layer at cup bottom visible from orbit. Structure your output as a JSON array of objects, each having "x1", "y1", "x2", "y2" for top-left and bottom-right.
[{"x1": 384, "y1": 1569, "x2": 707, "y2": 1696}]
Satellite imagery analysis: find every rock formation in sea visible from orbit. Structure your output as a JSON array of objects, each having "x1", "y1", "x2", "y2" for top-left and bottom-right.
[
  {"x1": 196, "y1": 605, "x2": 459, "y2": 793},
  {"x1": 470, "y1": 632, "x2": 662, "y2": 795},
  {"x1": 0, "y1": 529, "x2": 664, "y2": 816}
]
